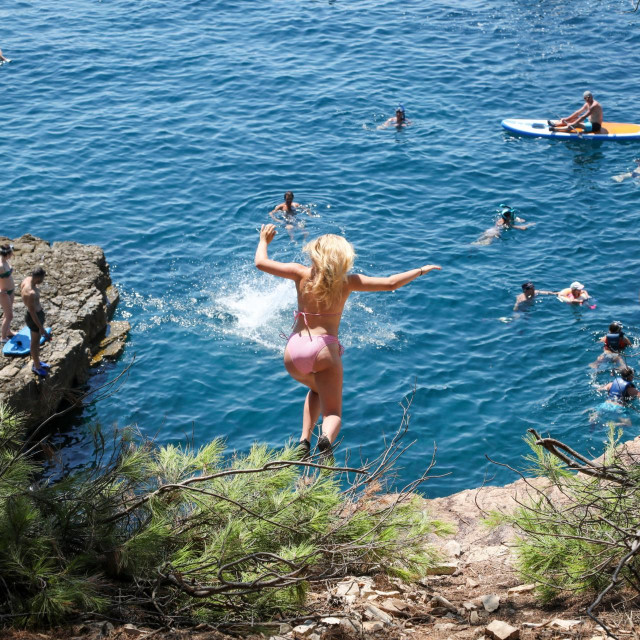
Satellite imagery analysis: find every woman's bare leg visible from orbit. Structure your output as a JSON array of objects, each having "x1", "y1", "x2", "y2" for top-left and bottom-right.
[
  {"x1": 312, "y1": 345, "x2": 344, "y2": 443},
  {"x1": 0, "y1": 292, "x2": 14, "y2": 340},
  {"x1": 301, "y1": 390, "x2": 321, "y2": 442}
]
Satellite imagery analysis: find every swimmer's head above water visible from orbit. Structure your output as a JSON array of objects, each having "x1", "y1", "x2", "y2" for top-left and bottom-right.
[
  {"x1": 303, "y1": 234, "x2": 355, "y2": 307},
  {"x1": 284, "y1": 191, "x2": 294, "y2": 204},
  {"x1": 618, "y1": 366, "x2": 634, "y2": 382},
  {"x1": 522, "y1": 281, "x2": 535, "y2": 296},
  {"x1": 395, "y1": 104, "x2": 405, "y2": 122},
  {"x1": 610, "y1": 321, "x2": 624, "y2": 335}
]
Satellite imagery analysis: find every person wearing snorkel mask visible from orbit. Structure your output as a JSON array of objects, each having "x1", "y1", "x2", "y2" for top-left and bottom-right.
[
  {"x1": 612, "y1": 158, "x2": 640, "y2": 183},
  {"x1": 380, "y1": 104, "x2": 411, "y2": 128},
  {"x1": 473, "y1": 205, "x2": 532, "y2": 245}
]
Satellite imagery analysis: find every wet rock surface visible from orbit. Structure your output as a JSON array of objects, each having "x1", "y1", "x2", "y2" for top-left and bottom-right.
[{"x1": 0, "y1": 235, "x2": 129, "y2": 427}]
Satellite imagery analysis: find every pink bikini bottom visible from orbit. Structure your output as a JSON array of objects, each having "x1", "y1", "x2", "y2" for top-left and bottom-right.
[{"x1": 286, "y1": 332, "x2": 344, "y2": 375}]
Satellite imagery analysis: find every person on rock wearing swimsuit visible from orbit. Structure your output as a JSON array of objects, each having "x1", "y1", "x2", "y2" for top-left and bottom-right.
[
  {"x1": 0, "y1": 244, "x2": 16, "y2": 344},
  {"x1": 21, "y1": 267, "x2": 52, "y2": 377},
  {"x1": 548, "y1": 90, "x2": 603, "y2": 133},
  {"x1": 255, "y1": 223, "x2": 441, "y2": 460}
]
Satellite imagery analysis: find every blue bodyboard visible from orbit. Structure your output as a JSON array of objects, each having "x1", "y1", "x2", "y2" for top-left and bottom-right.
[{"x1": 2, "y1": 326, "x2": 51, "y2": 356}]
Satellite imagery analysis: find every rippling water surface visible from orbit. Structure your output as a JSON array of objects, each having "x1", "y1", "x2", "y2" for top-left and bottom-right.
[{"x1": 3, "y1": 0, "x2": 640, "y2": 496}]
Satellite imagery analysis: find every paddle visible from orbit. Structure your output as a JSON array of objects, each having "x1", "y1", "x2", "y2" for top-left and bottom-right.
[{"x1": 551, "y1": 114, "x2": 583, "y2": 137}]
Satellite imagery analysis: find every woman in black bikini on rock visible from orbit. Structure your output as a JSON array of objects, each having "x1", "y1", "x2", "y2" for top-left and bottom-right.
[{"x1": 0, "y1": 244, "x2": 16, "y2": 344}]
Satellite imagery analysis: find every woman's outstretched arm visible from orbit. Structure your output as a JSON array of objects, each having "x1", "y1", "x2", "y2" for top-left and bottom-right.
[
  {"x1": 349, "y1": 265, "x2": 441, "y2": 292},
  {"x1": 255, "y1": 224, "x2": 306, "y2": 281}
]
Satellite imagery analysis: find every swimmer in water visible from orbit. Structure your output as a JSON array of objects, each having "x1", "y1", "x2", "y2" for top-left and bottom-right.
[
  {"x1": 0, "y1": 48, "x2": 9, "y2": 63},
  {"x1": 590, "y1": 321, "x2": 632, "y2": 369},
  {"x1": 269, "y1": 191, "x2": 312, "y2": 241},
  {"x1": 591, "y1": 366, "x2": 638, "y2": 426},
  {"x1": 255, "y1": 223, "x2": 441, "y2": 460},
  {"x1": 474, "y1": 205, "x2": 532, "y2": 245},
  {"x1": 612, "y1": 158, "x2": 640, "y2": 183},
  {"x1": 513, "y1": 281, "x2": 558, "y2": 311},
  {"x1": 379, "y1": 104, "x2": 411, "y2": 129},
  {"x1": 557, "y1": 281, "x2": 590, "y2": 304}
]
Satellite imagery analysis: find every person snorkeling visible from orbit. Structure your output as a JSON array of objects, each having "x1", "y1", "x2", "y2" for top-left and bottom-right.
[
  {"x1": 612, "y1": 158, "x2": 640, "y2": 183},
  {"x1": 513, "y1": 281, "x2": 558, "y2": 311},
  {"x1": 254, "y1": 223, "x2": 441, "y2": 460},
  {"x1": 380, "y1": 104, "x2": 411, "y2": 129},
  {"x1": 474, "y1": 205, "x2": 532, "y2": 245},
  {"x1": 591, "y1": 321, "x2": 631, "y2": 369}
]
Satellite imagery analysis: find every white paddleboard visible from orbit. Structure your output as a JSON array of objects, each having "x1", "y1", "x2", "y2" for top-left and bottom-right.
[{"x1": 502, "y1": 119, "x2": 640, "y2": 141}]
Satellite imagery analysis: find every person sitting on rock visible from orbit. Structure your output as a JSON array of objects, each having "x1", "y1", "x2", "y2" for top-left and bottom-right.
[{"x1": 21, "y1": 266, "x2": 52, "y2": 377}]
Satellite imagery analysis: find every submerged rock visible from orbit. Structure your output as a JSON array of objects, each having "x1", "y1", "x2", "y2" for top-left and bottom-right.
[{"x1": 0, "y1": 235, "x2": 129, "y2": 427}]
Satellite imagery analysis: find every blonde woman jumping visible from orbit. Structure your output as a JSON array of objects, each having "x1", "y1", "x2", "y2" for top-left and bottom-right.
[{"x1": 255, "y1": 223, "x2": 441, "y2": 458}]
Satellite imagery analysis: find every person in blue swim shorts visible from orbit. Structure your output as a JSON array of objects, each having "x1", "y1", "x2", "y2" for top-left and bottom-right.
[{"x1": 548, "y1": 91, "x2": 603, "y2": 133}]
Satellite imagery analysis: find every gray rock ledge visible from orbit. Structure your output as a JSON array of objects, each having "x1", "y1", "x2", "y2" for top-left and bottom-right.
[{"x1": 0, "y1": 234, "x2": 129, "y2": 428}]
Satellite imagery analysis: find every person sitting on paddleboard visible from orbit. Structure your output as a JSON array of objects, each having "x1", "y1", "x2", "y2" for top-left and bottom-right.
[
  {"x1": 380, "y1": 104, "x2": 411, "y2": 129},
  {"x1": 548, "y1": 90, "x2": 602, "y2": 133},
  {"x1": 269, "y1": 191, "x2": 312, "y2": 241},
  {"x1": 513, "y1": 281, "x2": 558, "y2": 311},
  {"x1": 613, "y1": 158, "x2": 640, "y2": 183},
  {"x1": 591, "y1": 321, "x2": 631, "y2": 369},
  {"x1": 558, "y1": 281, "x2": 590, "y2": 304}
]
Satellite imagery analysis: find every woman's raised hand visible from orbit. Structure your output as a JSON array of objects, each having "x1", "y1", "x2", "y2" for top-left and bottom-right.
[
  {"x1": 420, "y1": 265, "x2": 442, "y2": 274},
  {"x1": 260, "y1": 224, "x2": 277, "y2": 244}
]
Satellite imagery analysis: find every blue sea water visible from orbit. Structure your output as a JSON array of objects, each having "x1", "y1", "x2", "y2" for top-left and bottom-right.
[{"x1": 2, "y1": 0, "x2": 640, "y2": 496}]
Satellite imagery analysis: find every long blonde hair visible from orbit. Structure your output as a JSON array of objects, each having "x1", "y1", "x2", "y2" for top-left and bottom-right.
[{"x1": 303, "y1": 234, "x2": 355, "y2": 308}]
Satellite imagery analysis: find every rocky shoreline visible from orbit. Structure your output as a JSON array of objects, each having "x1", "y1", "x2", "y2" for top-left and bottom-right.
[{"x1": 0, "y1": 235, "x2": 129, "y2": 429}]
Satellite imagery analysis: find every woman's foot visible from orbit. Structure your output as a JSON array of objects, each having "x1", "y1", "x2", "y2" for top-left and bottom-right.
[
  {"x1": 297, "y1": 439, "x2": 311, "y2": 460},
  {"x1": 317, "y1": 435, "x2": 334, "y2": 463}
]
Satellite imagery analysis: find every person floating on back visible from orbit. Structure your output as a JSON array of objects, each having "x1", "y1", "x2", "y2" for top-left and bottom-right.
[
  {"x1": 548, "y1": 91, "x2": 603, "y2": 133},
  {"x1": 255, "y1": 223, "x2": 441, "y2": 461},
  {"x1": 591, "y1": 321, "x2": 631, "y2": 369},
  {"x1": 269, "y1": 191, "x2": 312, "y2": 241},
  {"x1": 557, "y1": 281, "x2": 589, "y2": 304},
  {"x1": 613, "y1": 158, "x2": 640, "y2": 183},
  {"x1": 513, "y1": 281, "x2": 558, "y2": 311},
  {"x1": 21, "y1": 267, "x2": 52, "y2": 377},
  {"x1": 380, "y1": 104, "x2": 410, "y2": 129}
]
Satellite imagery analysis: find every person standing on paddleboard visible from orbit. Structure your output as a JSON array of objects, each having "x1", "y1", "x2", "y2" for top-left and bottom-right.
[
  {"x1": 548, "y1": 91, "x2": 602, "y2": 133},
  {"x1": 21, "y1": 267, "x2": 52, "y2": 377}
]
